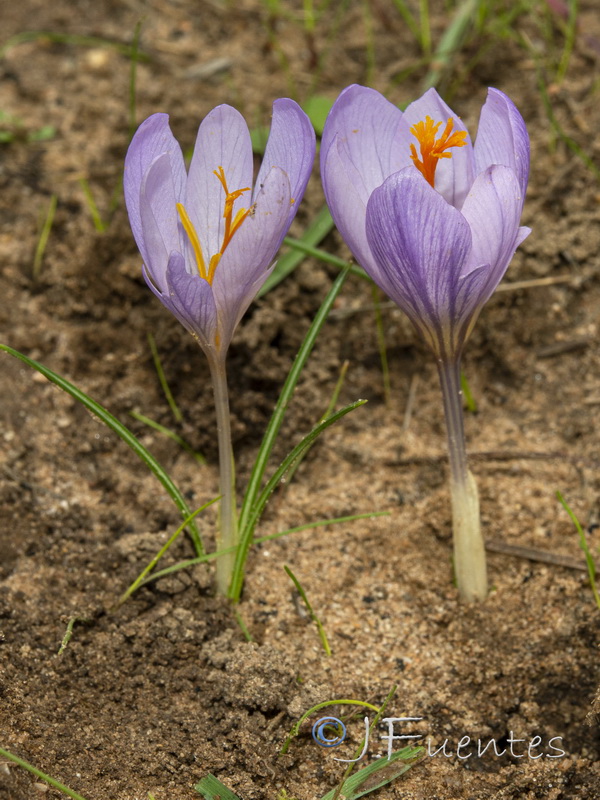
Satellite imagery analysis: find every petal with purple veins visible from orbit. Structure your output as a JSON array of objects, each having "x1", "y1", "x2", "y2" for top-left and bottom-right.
[
  {"x1": 165, "y1": 252, "x2": 218, "y2": 351},
  {"x1": 186, "y1": 105, "x2": 254, "y2": 263},
  {"x1": 321, "y1": 84, "x2": 410, "y2": 205},
  {"x1": 365, "y1": 169, "x2": 472, "y2": 355},
  {"x1": 474, "y1": 88, "x2": 530, "y2": 202},
  {"x1": 255, "y1": 98, "x2": 315, "y2": 227},
  {"x1": 124, "y1": 113, "x2": 186, "y2": 267}
]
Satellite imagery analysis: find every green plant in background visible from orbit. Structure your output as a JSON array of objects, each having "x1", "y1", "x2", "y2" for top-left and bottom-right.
[{"x1": 557, "y1": 491, "x2": 600, "y2": 610}]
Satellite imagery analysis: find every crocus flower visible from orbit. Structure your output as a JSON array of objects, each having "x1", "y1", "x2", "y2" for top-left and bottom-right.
[
  {"x1": 125, "y1": 99, "x2": 315, "y2": 361},
  {"x1": 321, "y1": 84, "x2": 530, "y2": 361},
  {"x1": 321, "y1": 85, "x2": 530, "y2": 602},
  {"x1": 124, "y1": 100, "x2": 315, "y2": 596}
]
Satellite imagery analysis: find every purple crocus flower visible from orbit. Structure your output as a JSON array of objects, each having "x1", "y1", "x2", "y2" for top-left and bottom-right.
[
  {"x1": 124, "y1": 100, "x2": 315, "y2": 596},
  {"x1": 321, "y1": 85, "x2": 531, "y2": 602},
  {"x1": 125, "y1": 99, "x2": 315, "y2": 360},
  {"x1": 321, "y1": 84, "x2": 530, "y2": 361}
]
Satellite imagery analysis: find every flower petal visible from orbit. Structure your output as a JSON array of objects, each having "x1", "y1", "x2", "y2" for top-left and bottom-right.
[
  {"x1": 164, "y1": 252, "x2": 218, "y2": 352},
  {"x1": 211, "y1": 165, "x2": 291, "y2": 352},
  {"x1": 186, "y1": 105, "x2": 254, "y2": 263},
  {"x1": 321, "y1": 84, "x2": 409, "y2": 206},
  {"x1": 321, "y1": 135, "x2": 399, "y2": 301},
  {"x1": 255, "y1": 98, "x2": 315, "y2": 226},
  {"x1": 461, "y1": 164, "x2": 529, "y2": 292},
  {"x1": 124, "y1": 114, "x2": 186, "y2": 268},
  {"x1": 139, "y1": 152, "x2": 185, "y2": 291},
  {"x1": 474, "y1": 88, "x2": 530, "y2": 203},
  {"x1": 403, "y1": 88, "x2": 475, "y2": 209},
  {"x1": 365, "y1": 168, "x2": 472, "y2": 356}
]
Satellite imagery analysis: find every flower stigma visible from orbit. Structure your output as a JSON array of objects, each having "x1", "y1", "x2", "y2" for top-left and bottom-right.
[
  {"x1": 176, "y1": 167, "x2": 253, "y2": 284},
  {"x1": 409, "y1": 116, "x2": 467, "y2": 187}
]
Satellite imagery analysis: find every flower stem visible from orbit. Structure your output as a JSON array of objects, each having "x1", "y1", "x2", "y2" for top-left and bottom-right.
[
  {"x1": 436, "y1": 358, "x2": 487, "y2": 602},
  {"x1": 208, "y1": 354, "x2": 238, "y2": 595}
]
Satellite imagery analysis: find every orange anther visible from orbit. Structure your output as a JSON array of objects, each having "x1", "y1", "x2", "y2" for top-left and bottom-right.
[{"x1": 409, "y1": 116, "x2": 467, "y2": 187}]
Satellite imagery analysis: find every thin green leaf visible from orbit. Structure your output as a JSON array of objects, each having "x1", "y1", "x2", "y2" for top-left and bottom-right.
[
  {"x1": 0, "y1": 344, "x2": 204, "y2": 555},
  {"x1": 557, "y1": 491, "x2": 600, "y2": 609},
  {"x1": 116, "y1": 497, "x2": 218, "y2": 607},
  {"x1": 229, "y1": 267, "x2": 350, "y2": 600},
  {"x1": 285, "y1": 564, "x2": 331, "y2": 655},
  {"x1": 0, "y1": 748, "x2": 90, "y2": 800},
  {"x1": 33, "y1": 194, "x2": 57, "y2": 278},
  {"x1": 194, "y1": 774, "x2": 242, "y2": 800},
  {"x1": 136, "y1": 511, "x2": 386, "y2": 586},
  {"x1": 232, "y1": 397, "x2": 366, "y2": 601},
  {"x1": 147, "y1": 332, "x2": 183, "y2": 422},
  {"x1": 130, "y1": 410, "x2": 205, "y2": 464},
  {"x1": 321, "y1": 744, "x2": 424, "y2": 800},
  {"x1": 302, "y1": 95, "x2": 334, "y2": 136}
]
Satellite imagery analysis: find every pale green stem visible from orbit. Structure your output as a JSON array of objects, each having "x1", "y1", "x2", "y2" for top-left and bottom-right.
[
  {"x1": 208, "y1": 353, "x2": 238, "y2": 594},
  {"x1": 436, "y1": 358, "x2": 487, "y2": 602}
]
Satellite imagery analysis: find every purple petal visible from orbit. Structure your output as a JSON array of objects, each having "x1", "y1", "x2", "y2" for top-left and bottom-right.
[
  {"x1": 211, "y1": 166, "x2": 291, "y2": 352},
  {"x1": 474, "y1": 88, "x2": 530, "y2": 203},
  {"x1": 321, "y1": 84, "x2": 410, "y2": 206},
  {"x1": 164, "y1": 252, "x2": 218, "y2": 352},
  {"x1": 139, "y1": 153, "x2": 184, "y2": 291},
  {"x1": 255, "y1": 98, "x2": 315, "y2": 226},
  {"x1": 321, "y1": 136, "x2": 399, "y2": 301},
  {"x1": 124, "y1": 114, "x2": 186, "y2": 268},
  {"x1": 186, "y1": 105, "x2": 254, "y2": 264},
  {"x1": 461, "y1": 164, "x2": 529, "y2": 286},
  {"x1": 403, "y1": 88, "x2": 475, "y2": 209},
  {"x1": 365, "y1": 169, "x2": 472, "y2": 356}
]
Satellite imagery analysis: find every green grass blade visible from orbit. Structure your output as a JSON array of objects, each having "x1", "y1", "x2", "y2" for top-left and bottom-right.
[
  {"x1": 557, "y1": 491, "x2": 600, "y2": 609},
  {"x1": 0, "y1": 748, "x2": 90, "y2": 800},
  {"x1": 284, "y1": 564, "x2": 331, "y2": 655},
  {"x1": 147, "y1": 332, "x2": 183, "y2": 422},
  {"x1": 116, "y1": 498, "x2": 218, "y2": 607},
  {"x1": 33, "y1": 194, "x2": 57, "y2": 279},
  {"x1": 258, "y1": 205, "x2": 335, "y2": 296},
  {"x1": 322, "y1": 744, "x2": 424, "y2": 800},
  {"x1": 0, "y1": 344, "x2": 204, "y2": 556},
  {"x1": 130, "y1": 410, "x2": 205, "y2": 464},
  {"x1": 421, "y1": 0, "x2": 481, "y2": 90},
  {"x1": 195, "y1": 774, "x2": 242, "y2": 800},
  {"x1": 229, "y1": 267, "x2": 350, "y2": 600},
  {"x1": 79, "y1": 178, "x2": 107, "y2": 233},
  {"x1": 231, "y1": 396, "x2": 365, "y2": 602},
  {"x1": 0, "y1": 31, "x2": 151, "y2": 60},
  {"x1": 135, "y1": 511, "x2": 386, "y2": 586}
]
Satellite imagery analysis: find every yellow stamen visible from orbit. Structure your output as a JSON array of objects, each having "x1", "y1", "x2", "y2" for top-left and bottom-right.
[
  {"x1": 176, "y1": 202, "x2": 208, "y2": 280},
  {"x1": 409, "y1": 116, "x2": 467, "y2": 187},
  {"x1": 176, "y1": 167, "x2": 253, "y2": 286},
  {"x1": 213, "y1": 166, "x2": 253, "y2": 254}
]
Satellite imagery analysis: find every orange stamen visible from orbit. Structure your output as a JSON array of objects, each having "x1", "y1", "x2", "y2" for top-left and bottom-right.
[
  {"x1": 177, "y1": 167, "x2": 254, "y2": 286},
  {"x1": 409, "y1": 116, "x2": 467, "y2": 187}
]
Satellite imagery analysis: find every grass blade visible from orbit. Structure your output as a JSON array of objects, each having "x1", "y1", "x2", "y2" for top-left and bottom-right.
[
  {"x1": 0, "y1": 344, "x2": 204, "y2": 556},
  {"x1": 33, "y1": 194, "x2": 57, "y2": 279},
  {"x1": 557, "y1": 491, "x2": 600, "y2": 609},
  {"x1": 284, "y1": 564, "x2": 331, "y2": 655},
  {"x1": 116, "y1": 497, "x2": 218, "y2": 607},
  {"x1": 130, "y1": 410, "x2": 205, "y2": 464},
  {"x1": 229, "y1": 267, "x2": 350, "y2": 600},
  {"x1": 0, "y1": 748, "x2": 90, "y2": 800},
  {"x1": 195, "y1": 774, "x2": 242, "y2": 800},
  {"x1": 147, "y1": 332, "x2": 183, "y2": 422}
]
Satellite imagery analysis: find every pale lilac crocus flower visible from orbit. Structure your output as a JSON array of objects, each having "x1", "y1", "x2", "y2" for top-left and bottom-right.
[
  {"x1": 321, "y1": 85, "x2": 530, "y2": 601},
  {"x1": 125, "y1": 100, "x2": 315, "y2": 594}
]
